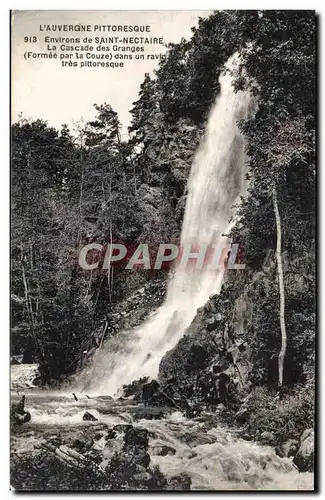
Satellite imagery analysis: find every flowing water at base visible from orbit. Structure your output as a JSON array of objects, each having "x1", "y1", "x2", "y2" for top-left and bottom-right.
[
  {"x1": 84, "y1": 54, "x2": 253, "y2": 395},
  {"x1": 11, "y1": 367, "x2": 313, "y2": 492}
]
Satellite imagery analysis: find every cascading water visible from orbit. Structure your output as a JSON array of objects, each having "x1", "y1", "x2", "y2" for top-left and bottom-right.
[
  {"x1": 10, "y1": 54, "x2": 314, "y2": 491},
  {"x1": 86, "y1": 54, "x2": 252, "y2": 395}
]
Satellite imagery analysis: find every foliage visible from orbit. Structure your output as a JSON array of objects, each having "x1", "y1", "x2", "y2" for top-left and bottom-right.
[
  {"x1": 11, "y1": 451, "x2": 107, "y2": 491},
  {"x1": 11, "y1": 10, "x2": 315, "y2": 389},
  {"x1": 242, "y1": 383, "x2": 314, "y2": 445}
]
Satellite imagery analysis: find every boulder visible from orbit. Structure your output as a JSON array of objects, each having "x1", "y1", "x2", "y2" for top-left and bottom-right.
[
  {"x1": 122, "y1": 377, "x2": 149, "y2": 397},
  {"x1": 22, "y1": 411, "x2": 31, "y2": 423},
  {"x1": 275, "y1": 447, "x2": 285, "y2": 458},
  {"x1": 131, "y1": 466, "x2": 167, "y2": 490},
  {"x1": 124, "y1": 426, "x2": 149, "y2": 449},
  {"x1": 11, "y1": 411, "x2": 31, "y2": 425},
  {"x1": 293, "y1": 429, "x2": 314, "y2": 472},
  {"x1": 10, "y1": 356, "x2": 22, "y2": 365},
  {"x1": 11, "y1": 395, "x2": 31, "y2": 425},
  {"x1": 152, "y1": 445, "x2": 176, "y2": 456},
  {"x1": 105, "y1": 429, "x2": 117, "y2": 440},
  {"x1": 131, "y1": 449, "x2": 151, "y2": 469},
  {"x1": 116, "y1": 426, "x2": 151, "y2": 471},
  {"x1": 72, "y1": 434, "x2": 94, "y2": 453},
  {"x1": 136, "y1": 379, "x2": 175, "y2": 407},
  {"x1": 118, "y1": 447, "x2": 150, "y2": 471},
  {"x1": 281, "y1": 439, "x2": 299, "y2": 458},
  {"x1": 141, "y1": 380, "x2": 160, "y2": 403},
  {"x1": 82, "y1": 411, "x2": 98, "y2": 422}
]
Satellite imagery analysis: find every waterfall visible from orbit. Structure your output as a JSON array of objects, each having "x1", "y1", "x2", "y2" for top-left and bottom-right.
[{"x1": 88, "y1": 54, "x2": 252, "y2": 395}]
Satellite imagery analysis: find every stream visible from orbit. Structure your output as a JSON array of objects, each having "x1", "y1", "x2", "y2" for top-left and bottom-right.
[{"x1": 11, "y1": 364, "x2": 313, "y2": 491}]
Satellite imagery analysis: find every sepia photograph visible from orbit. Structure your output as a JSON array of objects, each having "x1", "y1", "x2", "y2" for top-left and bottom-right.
[{"x1": 10, "y1": 9, "x2": 316, "y2": 491}]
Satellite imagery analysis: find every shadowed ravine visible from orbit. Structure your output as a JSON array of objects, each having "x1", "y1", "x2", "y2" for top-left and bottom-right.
[
  {"x1": 10, "y1": 55, "x2": 314, "y2": 491},
  {"x1": 82, "y1": 54, "x2": 252, "y2": 396}
]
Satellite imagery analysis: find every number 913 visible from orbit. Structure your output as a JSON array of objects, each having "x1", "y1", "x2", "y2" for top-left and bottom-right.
[{"x1": 24, "y1": 36, "x2": 37, "y2": 43}]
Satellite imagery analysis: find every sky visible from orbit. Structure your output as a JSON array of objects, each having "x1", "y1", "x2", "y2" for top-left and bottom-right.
[{"x1": 11, "y1": 10, "x2": 212, "y2": 136}]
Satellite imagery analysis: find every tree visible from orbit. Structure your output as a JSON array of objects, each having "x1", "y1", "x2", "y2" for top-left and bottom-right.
[
  {"x1": 233, "y1": 10, "x2": 315, "y2": 387},
  {"x1": 272, "y1": 187, "x2": 286, "y2": 387}
]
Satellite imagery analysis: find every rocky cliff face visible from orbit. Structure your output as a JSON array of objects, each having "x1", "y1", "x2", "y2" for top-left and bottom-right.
[
  {"x1": 158, "y1": 270, "x2": 254, "y2": 409},
  {"x1": 157, "y1": 248, "x2": 315, "y2": 412}
]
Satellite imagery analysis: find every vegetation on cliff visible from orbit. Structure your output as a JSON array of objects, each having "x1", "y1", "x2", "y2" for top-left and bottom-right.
[{"x1": 11, "y1": 6, "x2": 315, "y2": 436}]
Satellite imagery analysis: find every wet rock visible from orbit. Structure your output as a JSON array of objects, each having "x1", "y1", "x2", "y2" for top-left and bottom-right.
[
  {"x1": 135, "y1": 379, "x2": 179, "y2": 408},
  {"x1": 130, "y1": 465, "x2": 168, "y2": 490},
  {"x1": 72, "y1": 434, "x2": 94, "y2": 453},
  {"x1": 216, "y1": 403, "x2": 227, "y2": 411},
  {"x1": 275, "y1": 447, "x2": 285, "y2": 458},
  {"x1": 293, "y1": 429, "x2": 314, "y2": 472},
  {"x1": 140, "y1": 379, "x2": 160, "y2": 403},
  {"x1": 122, "y1": 377, "x2": 149, "y2": 398},
  {"x1": 10, "y1": 356, "x2": 22, "y2": 365},
  {"x1": 82, "y1": 411, "x2": 98, "y2": 422},
  {"x1": 115, "y1": 425, "x2": 151, "y2": 472},
  {"x1": 23, "y1": 411, "x2": 31, "y2": 422},
  {"x1": 120, "y1": 447, "x2": 150, "y2": 470},
  {"x1": 124, "y1": 426, "x2": 149, "y2": 449},
  {"x1": 166, "y1": 473, "x2": 191, "y2": 490},
  {"x1": 104, "y1": 449, "x2": 162, "y2": 490},
  {"x1": 11, "y1": 394, "x2": 26, "y2": 414},
  {"x1": 12, "y1": 411, "x2": 31, "y2": 425},
  {"x1": 281, "y1": 439, "x2": 299, "y2": 458},
  {"x1": 152, "y1": 445, "x2": 176, "y2": 456},
  {"x1": 11, "y1": 395, "x2": 31, "y2": 425},
  {"x1": 260, "y1": 431, "x2": 276, "y2": 445},
  {"x1": 105, "y1": 429, "x2": 117, "y2": 440},
  {"x1": 113, "y1": 424, "x2": 133, "y2": 434},
  {"x1": 133, "y1": 449, "x2": 151, "y2": 468}
]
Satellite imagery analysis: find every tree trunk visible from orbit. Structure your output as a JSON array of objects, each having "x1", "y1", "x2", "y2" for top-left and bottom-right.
[{"x1": 272, "y1": 187, "x2": 287, "y2": 387}]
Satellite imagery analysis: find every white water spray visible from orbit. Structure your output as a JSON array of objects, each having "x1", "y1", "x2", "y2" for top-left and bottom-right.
[{"x1": 88, "y1": 54, "x2": 252, "y2": 395}]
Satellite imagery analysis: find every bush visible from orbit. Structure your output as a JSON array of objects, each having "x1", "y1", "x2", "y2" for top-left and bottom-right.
[{"x1": 242, "y1": 383, "x2": 314, "y2": 445}]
